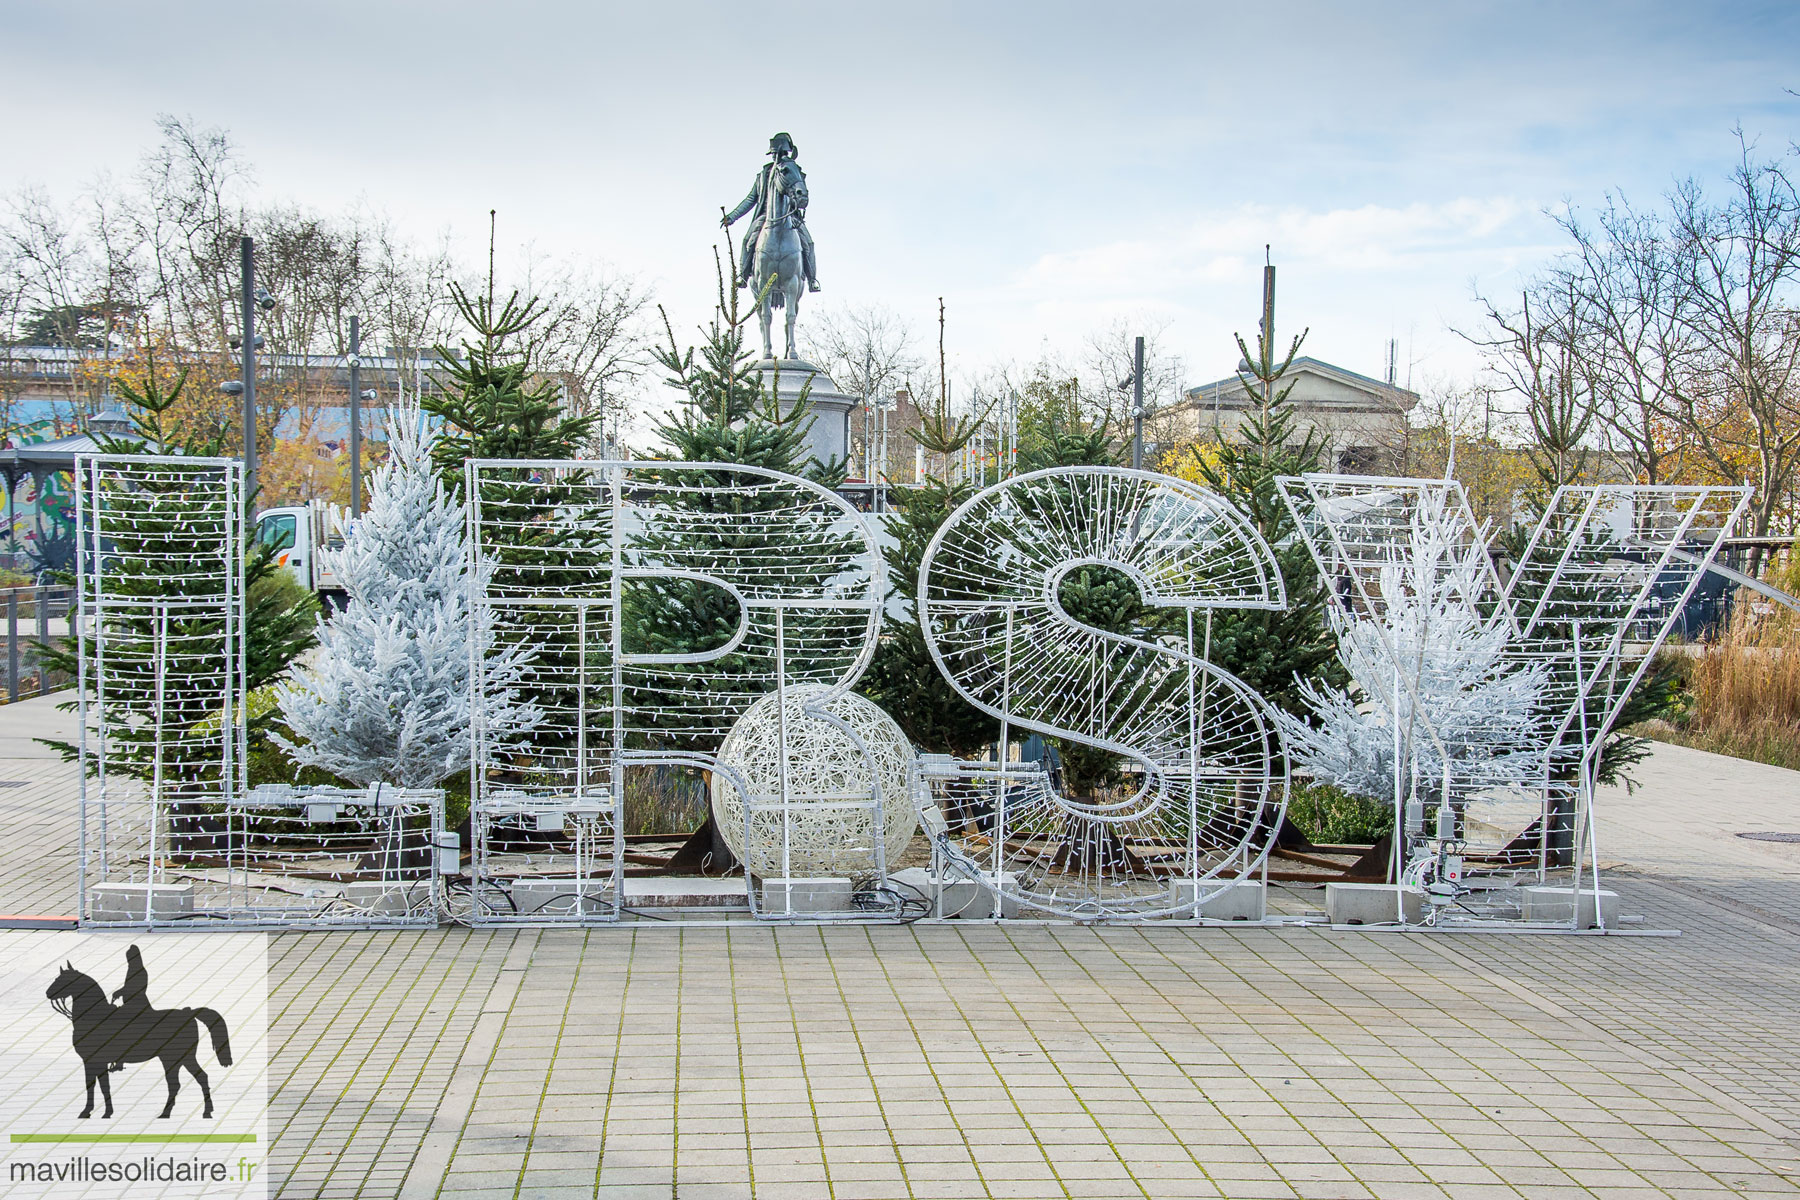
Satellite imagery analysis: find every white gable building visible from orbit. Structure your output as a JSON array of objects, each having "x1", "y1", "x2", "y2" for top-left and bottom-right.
[{"x1": 1151, "y1": 356, "x2": 1418, "y2": 474}]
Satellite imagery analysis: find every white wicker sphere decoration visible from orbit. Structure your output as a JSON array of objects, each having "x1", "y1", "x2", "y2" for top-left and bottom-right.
[{"x1": 710, "y1": 683, "x2": 916, "y2": 879}]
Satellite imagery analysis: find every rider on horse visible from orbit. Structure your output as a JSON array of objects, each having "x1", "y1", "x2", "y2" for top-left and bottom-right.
[
  {"x1": 723, "y1": 132, "x2": 820, "y2": 293},
  {"x1": 108, "y1": 945, "x2": 149, "y2": 1072}
]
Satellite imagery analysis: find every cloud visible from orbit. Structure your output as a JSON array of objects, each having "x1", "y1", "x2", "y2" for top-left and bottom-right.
[{"x1": 1013, "y1": 198, "x2": 1533, "y2": 303}]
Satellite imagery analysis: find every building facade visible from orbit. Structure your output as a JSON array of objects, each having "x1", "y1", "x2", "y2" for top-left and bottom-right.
[{"x1": 1149, "y1": 356, "x2": 1419, "y2": 473}]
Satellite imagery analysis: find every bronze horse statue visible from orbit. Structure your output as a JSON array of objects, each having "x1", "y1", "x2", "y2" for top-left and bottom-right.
[
  {"x1": 46, "y1": 958, "x2": 232, "y2": 1119},
  {"x1": 750, "y1": 158, "x2": 809, "y2": 362}
]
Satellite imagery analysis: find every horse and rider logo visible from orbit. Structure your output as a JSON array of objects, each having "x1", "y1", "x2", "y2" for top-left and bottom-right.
[{"x1": 44, "y1": 946, "x2": 233, "y2": 1120}]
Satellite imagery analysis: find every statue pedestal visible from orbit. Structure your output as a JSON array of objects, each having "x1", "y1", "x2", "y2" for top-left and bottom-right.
[{"x1": 753, "y1": 358, "x2": 853, "y2": 470}]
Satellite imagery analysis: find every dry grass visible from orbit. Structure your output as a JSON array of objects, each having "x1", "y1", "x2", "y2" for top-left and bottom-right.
[
  {"x1": 621, "y1": 765, "x2": 710, "y2": 835},
  {"x1": 1638, "y1": 597, "x2": 1800, "y2": 772}
]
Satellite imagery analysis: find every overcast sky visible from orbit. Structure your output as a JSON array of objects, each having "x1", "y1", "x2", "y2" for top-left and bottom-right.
[{"x1": 3, "y1": 1, "x2": 1797, "y2": 413}]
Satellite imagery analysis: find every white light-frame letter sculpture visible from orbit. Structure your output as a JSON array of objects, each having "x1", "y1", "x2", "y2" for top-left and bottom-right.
[
  {"x1": 1503, "y1": 482, "x2": 1748, "y2": 921},
  {"x1": 76, "y1": 454, "x2": 447, "y2": 928},
  {"x1": 1278, "y1": 473, "x2": 1750, "y2": 926},
  {"x1": 76, "y1": 454, "x2": 246, "y2": 927},
  {"x1": 466, "y1": 459, "x2": 889, "y2": 923},
  {"x1": 919, "y1": 466, "x2": 1289, "y2": 920}
]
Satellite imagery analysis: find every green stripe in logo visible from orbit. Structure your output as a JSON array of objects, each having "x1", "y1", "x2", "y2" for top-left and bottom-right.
[{"x1": 10, "y1": 1133, "x2": 257, "y2": 1144}]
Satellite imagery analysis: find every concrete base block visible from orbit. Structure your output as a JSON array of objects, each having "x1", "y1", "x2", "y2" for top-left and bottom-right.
[
  {"x1": 942, "y1": 871, "x2": 1019, "y2": 919},
  {"x1": 1326, "y1": 883, "x2": 1424, "y2": 926},
  {"x1": 344, "y1": 881, "x2": 434, "y2": 917},
  {"x1": 761, "y1": 877, "x2": 853, "y2": 915},
  {"x1": 88, "y1": 883, "x2": 193, "y2": 923},
  {"x1": 1522, "y1": 885, "x2": 1620, "y2": 928},
  {"x1": 503, "y1": 878, "x2": 612, "y2": 916},
  {"x1": 1171, "y1": 879, "x2": 1266, "y2": 921},
  {"x1": 891, "y1": 866, "x2": 1019, "y2": 918},
  {"x1": 623, "y1": 877, "x2": 748, "y2": 909}
]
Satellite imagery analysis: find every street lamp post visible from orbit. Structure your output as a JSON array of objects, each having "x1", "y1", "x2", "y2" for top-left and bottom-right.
[
  {"x1": 221, "y1": 236, "x2": 274, "y2": 495},
  {"x1": 1131, "y1": 335, "x2": 1145, "y2": 472},
  {"x1": 348, "y1": 315, "x2": 362, "y2": 517},
  {"x1": 239, "y1": 237, "x2": 258, "y2": 492}
]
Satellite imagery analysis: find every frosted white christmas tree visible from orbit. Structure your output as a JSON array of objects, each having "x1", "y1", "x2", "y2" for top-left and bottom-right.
[
  {"x1": 276, "y1": 403, "x2": 538, "y2": 787},
  {"x1": 1278, "y1": 493, "x2": 1546, "y2": 805}
]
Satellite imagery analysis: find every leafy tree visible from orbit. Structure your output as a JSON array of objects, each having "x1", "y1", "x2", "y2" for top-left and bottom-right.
[{"x1": 16, "y1": 303, "x2": 112, "y2": 348}]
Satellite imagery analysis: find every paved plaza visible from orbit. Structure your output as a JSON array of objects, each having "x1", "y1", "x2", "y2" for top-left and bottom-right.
[{"x1": 2, "y1": 692, "x2": 1798, "y2": 1199}]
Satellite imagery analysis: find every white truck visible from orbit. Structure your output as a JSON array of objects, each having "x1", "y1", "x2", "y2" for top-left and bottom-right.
[{"x1": 254, "y1": 502, "x2": 349, "y2": 609}]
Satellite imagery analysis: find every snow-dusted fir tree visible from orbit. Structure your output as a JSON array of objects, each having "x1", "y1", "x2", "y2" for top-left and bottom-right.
[
  {"x1": 1278, "y1": 495, "x2": 1546, "y2": 803},
  {"x1": 275, "y1": 403, "x2": 537, "y2": 787}
]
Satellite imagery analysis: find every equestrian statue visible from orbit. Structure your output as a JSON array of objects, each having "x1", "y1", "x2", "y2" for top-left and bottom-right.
[{"x1": 723, "y1": 131, "x2": 819, "y2": 362}]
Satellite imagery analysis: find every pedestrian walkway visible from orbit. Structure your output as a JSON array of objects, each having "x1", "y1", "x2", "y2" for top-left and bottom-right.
[{"x1": 2, "y1": 691, "x2": 1796, "y2": 1198}]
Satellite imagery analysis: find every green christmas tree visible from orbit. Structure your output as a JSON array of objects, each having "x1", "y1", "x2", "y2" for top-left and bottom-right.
[
  {"x1": 858, "y1": 309, "x2": 996, "y2": 760},
  {"x1": 423, "y1": 283, "x2": 606, "y2": 804},
  {"x1": 423, "y1": 284, "x2": 600, "y2": 490},
  {"x1": 1176, "y1": 268, "x2": 1346, "y2": 722},
  {"x1": 39, "y1": 363, "x2": 317, "y2": 798},
  {"x1": 627, "y1": 253, "x2": 859, "y2": 869}
]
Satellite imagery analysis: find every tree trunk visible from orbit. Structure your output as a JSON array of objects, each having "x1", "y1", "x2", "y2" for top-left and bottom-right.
[{"x1": 662, "y1": 813, "x2": 739, "y2": 876}]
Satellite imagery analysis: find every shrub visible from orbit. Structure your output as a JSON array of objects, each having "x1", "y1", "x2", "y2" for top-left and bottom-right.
[{"x1": 1285, "y1": 779, "x2": 1394, "y2": 845}]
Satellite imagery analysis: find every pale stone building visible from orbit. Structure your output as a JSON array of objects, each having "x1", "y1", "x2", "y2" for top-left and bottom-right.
[{"x1": 1149, "y1": 356, "x2": 1418, "y2": 473}]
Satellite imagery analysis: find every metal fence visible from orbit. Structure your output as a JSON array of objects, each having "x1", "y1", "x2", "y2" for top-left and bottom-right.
[{"x1": 2, "y1": 584, "x2": 73, "y2": 702}]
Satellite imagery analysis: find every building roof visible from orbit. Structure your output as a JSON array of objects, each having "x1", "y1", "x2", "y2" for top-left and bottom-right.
[
  {"x1": 1181, "y1": 356, "x2": 1419, "y2": 415},
  {"x1": 0, "y1": 344, "x2": 454, "y2": 388},
  {"x1": 0, "y1": 416, "x2": 144, "y2": 484}
]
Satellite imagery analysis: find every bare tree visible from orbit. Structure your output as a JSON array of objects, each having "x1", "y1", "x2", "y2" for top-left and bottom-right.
[
  {"x1": 1, "y1": 185, "x2": 105, "y2": 430},
  {"x1": 254, "y1": 207, "x2": 366, "y2": 355},
  {"x1": 0, "y1": 239, "x2": 26, "y2": 439},
  {"x1": 2, "y1": 184, "x2": 95, "y2": 346},
  {"x1": 1660, "y1": 143, "x2": 1800, "y2": 555},
  {"x1": 133, "y1": 114, "x2": 246, "y2": 351},
  {"x1": 364, "y1": 220, "x2": 458, "y2": 405},
  {"x1": 245, "y1": 207, "x2": 368, "y2": 462},
  {"x1": 801, "y1": 303, "x2": 920, "y2": 476},
  {"x1": 86, "y1": 176, "x2": 147, "y2": 354},
  {"x1": 0, "y1": 116, "x2": 658, "y2": 497},
  {"x1": 1466, "y1": 277, "x2": 1602, "y2": 492},
  {"x1": 802, "y1": 303, "x2": 919, "y2": 398},
  {"x1": 1371, "y1": 378, "x2": 1533, "y2": 527},
  {"x1": 1483, "y1": 136, "x2": 1800, "y2": 562},
  {"x1": 1083, "y1": 316, "x2": 1184, "y2": 433},
  {"x1": 1553, "y1": 199, "x2": 1697, "y2": 486},
  {"x1": 534, "y1": 265, "x2": 653, "y2": 445}
]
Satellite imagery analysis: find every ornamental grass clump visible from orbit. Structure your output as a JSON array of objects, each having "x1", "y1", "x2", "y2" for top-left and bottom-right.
[{"x1": 1674, "y1": 601, "x2": 1800, "y2": 771}]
